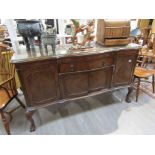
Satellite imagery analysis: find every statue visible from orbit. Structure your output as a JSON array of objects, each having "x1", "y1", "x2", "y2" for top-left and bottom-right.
[
  {"x1": 70, "y1": 19, "x2": 95, "y2": 49},
  {"x1": 17, "y1": 19, "x2": 57, "y2": 53},
  {"x1": 80, "y1": 20, "x2": 95, "y2": 47},
  {"x1": 41, "y1": 26, "x2": 57, "y2": 53},
  {"x1": 16, "y1": 20, "x2": 43, "y2": 50},
  {"x1": 70, "y1": 19, "x2": 85, "y2": 46}
]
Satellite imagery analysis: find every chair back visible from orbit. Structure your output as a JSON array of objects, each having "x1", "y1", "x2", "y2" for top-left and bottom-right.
[
  {"x1": 0, "y1": 50, "x2": 15, "y2": 83},
  {"x1": 0, "y1": 50, "x2": 17, "y2": 107}
]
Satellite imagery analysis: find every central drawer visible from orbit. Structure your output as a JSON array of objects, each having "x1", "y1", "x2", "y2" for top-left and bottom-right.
[{"x1": 59, "y1": 53, "x2": 114, "y2": 73}]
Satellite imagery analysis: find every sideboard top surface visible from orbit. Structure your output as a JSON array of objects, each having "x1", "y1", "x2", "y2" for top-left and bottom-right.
[{"x1": 11, "y1": 43, "x2": 141, "y2": 64}]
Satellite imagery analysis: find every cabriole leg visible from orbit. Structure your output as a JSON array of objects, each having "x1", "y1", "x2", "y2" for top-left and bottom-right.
[
  {"x1": 0, "y1": 112, "x2": 11, "y2": 135},
  {"x1": 25, "y1": 110, "x2": 36, "y2": 132},
  {"x1": 125, "y1": 86, "x2": 133, "y2": 103}
]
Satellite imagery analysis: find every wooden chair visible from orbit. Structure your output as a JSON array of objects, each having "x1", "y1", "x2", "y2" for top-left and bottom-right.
[
  {"x1": 0, "y1": 50, "x2": 25, "y2": 135},
  {"x1": 131, "y1": 19, "x2": 151, "y2": 45},
  {"x1": 133, "y1": 66, "x2": 155, "y2": 102},
  {"x1": 137, "y1": 33, "x2": 155, "y2": 68}
]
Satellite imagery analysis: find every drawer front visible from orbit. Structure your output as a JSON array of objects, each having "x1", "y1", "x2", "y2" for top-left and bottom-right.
[
  {"x1": 59, "y1": 61, "x2": 88, "y2": 73},
  {"x1": 105, "y1": 26, "x2": 130, "y2": 38},
  {"x1": 59, "y1": 57, "x2": 88, "y2": 73},
  {"x1": 59, "y1": 53, "x2": 114, "y2": 73},
  {"x1": 88, "y1": 56, "x2": 114, "y2": 69}
]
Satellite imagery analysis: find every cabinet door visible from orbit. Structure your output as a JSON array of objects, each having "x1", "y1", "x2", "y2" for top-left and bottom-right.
[
  {"x1": 88, "y1": 67, "x2": 113, "y2": 92},
  {"x1": 60, "y1": 72, "x2": 88, "y2": 98},
  {"x1": 17, "y1": 60, "x2": 59, "y2": 107},
  {"x1": 113, "y1": 50, "x2": 138, "y2": 86}
]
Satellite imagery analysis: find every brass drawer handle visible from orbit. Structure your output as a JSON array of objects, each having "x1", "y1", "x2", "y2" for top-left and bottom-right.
[
  {"x1": 70, "y1": 64, "x2": 74, "y2": 71},
  {"x1": 70, "y1": 64, "x2": 74, "y2": 67},
  {"x1": 128, "y1": 59, "x2": 132, "y2": 63}
]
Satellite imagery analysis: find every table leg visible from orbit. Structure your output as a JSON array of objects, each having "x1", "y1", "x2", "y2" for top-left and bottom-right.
[
  {"x1": 125, "y1": 86, "x2": 133, "y2": 103},
  {"x1": 25, "y1": 110, "x2": 36, "y2": 132},
  {"x1": 0, "y1": 112, "x2": 11, "y2": 135}
]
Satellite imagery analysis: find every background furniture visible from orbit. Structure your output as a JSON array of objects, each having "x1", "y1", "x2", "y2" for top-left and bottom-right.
[
  {"x1": 0, "y1": 44, "x2": 20, "y2": 89},
  {"x1": 130, "y1": 19, "x2": 152, "y2": 46},
  {"x1": 135, "y1": 19, "x2": 155, "y2": 68},
  {"x1": 150, "y1": 20, "x2": 155, "y2": 54},
  {"x1": 134, "y1": 67, "x2": 155, "y2": 102},
  {"x1": 139, "y1": 33, "x2": 155, "y2": 68},
  {"x1": 11, "y1": 43, "x2": 140, "y2": 132},
  {"x1": 133, "y1": 29, "x2": 155, "y2": 101},
  {"x1": 0, "y1": 50, "x2": 25, "y2": 134},
  {"x1": 138, "y1": 19, "x2": 151, "y2": 45}
]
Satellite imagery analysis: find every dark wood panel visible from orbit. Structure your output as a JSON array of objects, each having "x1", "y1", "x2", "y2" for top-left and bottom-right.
[
  {"x1": 17, "y1": 60, "x2": 59, "y2": 106},
  {"x1": 59, "y1": 53, "x2": 114, "y2": 73},
  {"x1": 59, "y1": 61, "x2": 89, "y2": 73},
  {"x1": 88, "y1": 67, "x2": 113, "y2": 92},
  {"x1": 88, "y1": 57, "x2": 114, "y2": 69},
  {"x1": 59, "y1": 57, "x2": 86, "y2": 63},
  {"x1": 113, "y1": 50, "x2": 138, "y2": 86},
  {"x1": 60, "y1": 72, "x2": 88, "y2": 98}
]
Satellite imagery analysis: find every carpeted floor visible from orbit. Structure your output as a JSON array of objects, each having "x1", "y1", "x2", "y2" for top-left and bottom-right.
[{"x1": 0, "y1": 87, "x2": 155, "y2": 135}]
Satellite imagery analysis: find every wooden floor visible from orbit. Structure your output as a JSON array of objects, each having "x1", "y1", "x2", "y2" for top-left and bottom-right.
[{"x1": 0, "y1": 88, "x2": 155, "y2": 135}]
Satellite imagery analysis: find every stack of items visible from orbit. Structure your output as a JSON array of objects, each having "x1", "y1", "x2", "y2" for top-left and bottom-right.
[{"x1": 96, "y1": 19, "x2": 131, "y2": 46}]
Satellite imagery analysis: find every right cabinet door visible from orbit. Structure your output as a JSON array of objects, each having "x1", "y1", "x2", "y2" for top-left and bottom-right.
[
  {"x1": 88, "y1": 66, "x2": 113, "y2": 92},
  {"x1": 113, "y1": 50, "x2": 138, "y2": 87}
]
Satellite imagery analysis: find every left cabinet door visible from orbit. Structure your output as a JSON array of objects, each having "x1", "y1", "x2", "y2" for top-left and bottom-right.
[{"x1": 16, "y1": 60, "x2": 60, "y2": 107}]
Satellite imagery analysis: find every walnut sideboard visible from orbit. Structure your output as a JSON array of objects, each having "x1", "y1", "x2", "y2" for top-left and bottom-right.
[{"x1": 11, "y1": 43, "x2": 141, "y2": 132}]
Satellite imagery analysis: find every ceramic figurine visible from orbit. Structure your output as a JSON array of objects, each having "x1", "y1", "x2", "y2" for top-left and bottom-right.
[
  {"x1": 70, "y1": 19, "x2": 85, "y2": 46},
  {"x1": 80, "y1": 20, "x2": 95, "y2": 47},
  {"x1": 70, "y1": 19, "x2": 95, "y2": 49}
]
